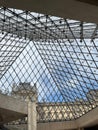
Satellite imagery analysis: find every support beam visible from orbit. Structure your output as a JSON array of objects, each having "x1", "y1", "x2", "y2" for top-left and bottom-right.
[
  {"x1": 37, "y1": 121, "x2": 77, "y2": 130},
  {"x1": 0, "y1": 94, "x2": 28, "y2": 123},
  {"x1": 0, "y1": 94, "x2": 28, "y2": 114}
]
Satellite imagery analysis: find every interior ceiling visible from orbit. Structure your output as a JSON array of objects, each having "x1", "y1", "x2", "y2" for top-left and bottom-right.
[
  {"x1": 0, "y1": 0, "x2": 98, "y2": 23},
  {"x1": 77, "y1": 0, "x2": 98, "y2": 6}
]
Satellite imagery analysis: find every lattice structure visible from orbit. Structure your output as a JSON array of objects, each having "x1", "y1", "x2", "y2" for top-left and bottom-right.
[{"x1": 0, "y1": 7, "x2": 98, "y2": 122}]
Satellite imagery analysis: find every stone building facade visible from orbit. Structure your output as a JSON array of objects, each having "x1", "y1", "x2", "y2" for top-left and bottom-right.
[{"x1": 11, "y1": 83, "x2": 98, "y2": 122}]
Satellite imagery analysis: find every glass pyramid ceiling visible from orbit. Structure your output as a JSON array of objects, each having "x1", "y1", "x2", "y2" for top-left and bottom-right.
[{"x1": 0, "y1": 7, "x2": 98, "y2": 122}]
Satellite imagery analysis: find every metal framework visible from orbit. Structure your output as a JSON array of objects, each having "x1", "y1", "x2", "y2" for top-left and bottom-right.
[{"x1": 0, "y1": 7, "x2": 98, "y2": 122}]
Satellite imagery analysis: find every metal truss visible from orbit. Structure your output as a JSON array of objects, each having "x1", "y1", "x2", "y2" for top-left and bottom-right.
[{"x1": 0, "y1": 7, "x2": 98, "y2": 122}]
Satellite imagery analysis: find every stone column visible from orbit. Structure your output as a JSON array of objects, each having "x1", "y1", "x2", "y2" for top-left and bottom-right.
[{"x1": 28, "y1": 101, "x2": 37, "y2": 130}]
